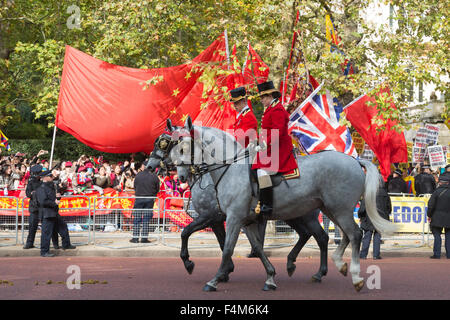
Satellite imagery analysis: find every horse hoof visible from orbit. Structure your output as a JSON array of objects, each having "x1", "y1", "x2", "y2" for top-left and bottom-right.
[
  {"x1": 263, "y1": 284, "x2": 277, "y2": 291},
  {"x1": 339, "y1": 263, "x2": 348, "y2": 277},
  {"x1": 311, "y1": 275, "x2": 322, "y2": 283},
  {"x1": 202, "y1": 284, "x2": 217, "y2": 292},
  {"x1": 287, "y1": 265, "x2": 296, "y2": 277},
  {"x1": 354, "y1": 280, "x2": 364, "y2": 292},
  {"x1": 185, "y1": 261, "x2": 195, "y2": 275}
]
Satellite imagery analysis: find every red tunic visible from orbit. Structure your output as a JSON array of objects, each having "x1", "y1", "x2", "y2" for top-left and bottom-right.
[
  {"x1": 252, "y1": 100, "x2": 297, "y2": 173},
  {"x1": 233, "y1": 107, "x2": 258, "y2": 148}
]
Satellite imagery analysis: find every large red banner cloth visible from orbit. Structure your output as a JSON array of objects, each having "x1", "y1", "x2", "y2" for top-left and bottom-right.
[
  {"x1": 56, "y1": 35, "x2": 229, "y2": 153},
  {"x1": 344, "y1": 86, "x2": 408, "y2": 181}
]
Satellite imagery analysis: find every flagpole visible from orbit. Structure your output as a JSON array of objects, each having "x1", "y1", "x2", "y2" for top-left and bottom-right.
[
  {"x1": 242, "y1": 43, "x2": 249, "y2": 74},
  {"x1": 224, "y1": 29, "x2": 230, "y2": 69},
  {"x1": 49, "y1": 124, "x2": 57, "y2": 168},
  {"x1": 284, "y1": 70, "x2": 288, "y2": 103}
]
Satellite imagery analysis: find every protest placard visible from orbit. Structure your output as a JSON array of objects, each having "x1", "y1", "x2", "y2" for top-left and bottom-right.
[
  {"x1": 407, "y1": 141, "x2": 413, "y2": 163},
  {"x1": 414, "y1": 127, "x2": 428, "y2": 144},
  {"x1": 412, "y1": 142, "x2": 427, "y2": 164},
  {"x1": 360, "y1": 143, "x2": 374, "y2": 161},
  {"x1": 351, "y1": 131, "x2": 365, "y2": 155},
  {"x1": 427, "y1": 145, "x2": 446, "y2": 168},
  {"x1": 425, "y1": 124, "x2": 439, "y2": 145}
]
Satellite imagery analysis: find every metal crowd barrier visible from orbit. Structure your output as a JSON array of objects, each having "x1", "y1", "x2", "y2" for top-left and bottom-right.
[
  {"x1": 386, "y1": 195, "x2": 431, "y2": 248},
  {"x1": 0, "y1": 196, "x2": 19, "y2": 247},
  {"x1": 262, "y1": 221, "x2": 299, "y2": 249},
  {"x1": 92, "y1": 196, "x2": 160, "y2": 249}
]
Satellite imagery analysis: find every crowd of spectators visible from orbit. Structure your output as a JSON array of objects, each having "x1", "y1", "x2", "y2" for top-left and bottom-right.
[
  {"x1": 386, "y1": 163, "x2": 450, "y2": 196},
  {"x1": 1, "y1": 148, "x2": 448, "y2": 198},
  {"x1": 0, "y1": 150, "x2": 190, "y2": 198}
]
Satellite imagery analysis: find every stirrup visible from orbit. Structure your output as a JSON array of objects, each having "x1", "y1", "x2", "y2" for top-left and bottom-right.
[
  {"x1": 259, "y1": 204, "x2": 273, "y2": 216},
  {"x1": 254, "y1": 201, "x2": 261, "y2": 215}
]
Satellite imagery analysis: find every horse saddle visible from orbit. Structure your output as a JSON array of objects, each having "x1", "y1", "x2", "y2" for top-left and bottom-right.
[{"x1": 249, "y1": 166, "x2": 300, "y2": 196}]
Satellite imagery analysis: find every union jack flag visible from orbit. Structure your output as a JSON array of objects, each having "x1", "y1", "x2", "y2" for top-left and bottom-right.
[{"x1": 288, "y1": 83, "x2": 357, "y2": 157}]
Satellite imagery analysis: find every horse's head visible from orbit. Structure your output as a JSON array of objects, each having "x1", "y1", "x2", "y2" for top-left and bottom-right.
[
  {"x1": 146, "y1": 119, "x2": 178, "y2": 171},
  {"x1": 169, "y1": 116, "x2": 200, "y2": 183},
  {"x1": 170, "y1": 115, "x2": 244, "y2": 183}
]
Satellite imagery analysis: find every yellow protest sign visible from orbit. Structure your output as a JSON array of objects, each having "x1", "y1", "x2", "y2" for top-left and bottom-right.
[
  {"x1": 390, "y1": 196, "x2": 430, "y2": 233},
  {"x1": 407, "y1": 141, "x2": 413, "y2": 163},
  {"x1": 351, "y1": 131, "x2": 365, "y2": 155}
]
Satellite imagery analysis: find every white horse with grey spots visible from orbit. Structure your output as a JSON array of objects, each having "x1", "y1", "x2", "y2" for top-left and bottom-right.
[{"x1": 170, "y1": 117, "x2": 398, "y2": 292}]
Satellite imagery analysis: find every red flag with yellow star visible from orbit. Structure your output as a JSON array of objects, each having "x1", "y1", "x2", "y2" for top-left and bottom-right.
[
  {"x1": 193, "y1": 44, "x2": 243, "y2": 130},
  {"x1": 56, "y1": 34, "x2": 229, "y2": 153},
  {"x1": 243, "y1": 44, "x2": 269, "y2": 87}
]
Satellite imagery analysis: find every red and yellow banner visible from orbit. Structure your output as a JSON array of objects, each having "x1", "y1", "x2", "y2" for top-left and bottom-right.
[
  {"x1": 0, "y1": 188, "x2": 136, "y2": 217},
  {"x1": 0, "y1": 188, "x2": 194, "y2": 229}
]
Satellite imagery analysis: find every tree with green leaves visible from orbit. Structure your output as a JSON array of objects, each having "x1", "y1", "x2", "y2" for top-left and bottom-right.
[{"x1": 0, "y1": 0, "x2": 448, "y2": 137}]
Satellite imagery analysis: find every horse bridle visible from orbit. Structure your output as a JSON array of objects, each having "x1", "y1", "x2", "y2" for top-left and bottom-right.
[
  {"x1": 175, "y1": 130, "x2": 251, "y2": 177},
  {"x1": 152, "y1": 128, "x2": 252, "y2": 215},
  {"x1": 174, "y1": 130, "x2": 254, "y2": 215},
  {"x1": 149, "y1": 133, "x2": 177, "y2": 171}
]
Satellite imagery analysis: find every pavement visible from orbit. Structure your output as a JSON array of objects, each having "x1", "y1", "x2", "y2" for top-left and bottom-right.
[{"x1": 0, "y1": 231, "x2": 438, "y2": 259}]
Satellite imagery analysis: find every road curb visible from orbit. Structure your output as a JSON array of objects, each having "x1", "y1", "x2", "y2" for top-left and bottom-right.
[{"x1": 0, "y1": 244, "x2": 434, "y2": 259}]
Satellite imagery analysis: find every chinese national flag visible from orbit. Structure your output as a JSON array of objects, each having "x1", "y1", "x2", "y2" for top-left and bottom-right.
[
  {"x1": 243, "y1": 44, "x2": 269, "y2": 86},
  {"x1": 56, "y1": 34, "x2": 229, "y2": 154},
  {"x1": 194, "y1": 44, "x2": 241, "y2": 130},
  {"x1": 196, "y1": 43, "x2": 270, "y2": 128},
  {"x1": 344, "y1": 86, "x2": 408, "y2": 181}
]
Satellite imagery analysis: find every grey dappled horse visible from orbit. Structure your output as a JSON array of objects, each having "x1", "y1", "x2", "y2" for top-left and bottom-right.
[
  {"x1": 147, "y1": 123, "x2": 329, "y2": 282},
  {"x1": 170, "y1": 117, "x2": 398, "y2": 292}
]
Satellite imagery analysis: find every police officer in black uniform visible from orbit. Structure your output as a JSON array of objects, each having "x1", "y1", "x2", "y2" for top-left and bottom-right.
[
  {"x1": 427, "y1": 174, "x2": 450, "y2": 259},
  {"x1": 414, "y1": 165, "x2": 436, "y2": 196},
  {"x1": 358, "y1": 183, "x2": 392, "y2": 260},
  {"x1": 387, "y1": 169, "x2": 408, "y2": 194},
  {"x1": 23, "y1": 164, "x2": 59, "y2": 250},
  {"x1": 130, "y1": 162, "x2": 160, "y2": 243},
  {"x1": 36, "y1": 171, "x2": 75, "y2": 257}
]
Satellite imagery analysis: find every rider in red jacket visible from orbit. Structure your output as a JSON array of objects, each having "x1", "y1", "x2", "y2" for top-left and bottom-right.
[
  {"x1": 230, "y1": 86, "x2": 258, "y2": 148},
  {"x1": 230, "y1": 86, "x2": 266, "y2": 258},
  {"x1": 252, "y1": 80, "x2": 297, "y2": 216}
]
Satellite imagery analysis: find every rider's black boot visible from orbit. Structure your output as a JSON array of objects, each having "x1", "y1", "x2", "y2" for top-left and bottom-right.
[{"x1": 258, "y1": 187, "x2": 273, "y2": 216}]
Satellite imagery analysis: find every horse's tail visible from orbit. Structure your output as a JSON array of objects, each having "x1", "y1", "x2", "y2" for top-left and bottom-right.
[{"x1": 358, "y1": 159, "x2": 398, "y2": 236}]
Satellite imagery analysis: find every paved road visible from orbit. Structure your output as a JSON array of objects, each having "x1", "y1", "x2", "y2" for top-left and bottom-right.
[{"x1": 0, "y1": 256, "x2": 448, "y2": 301}]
